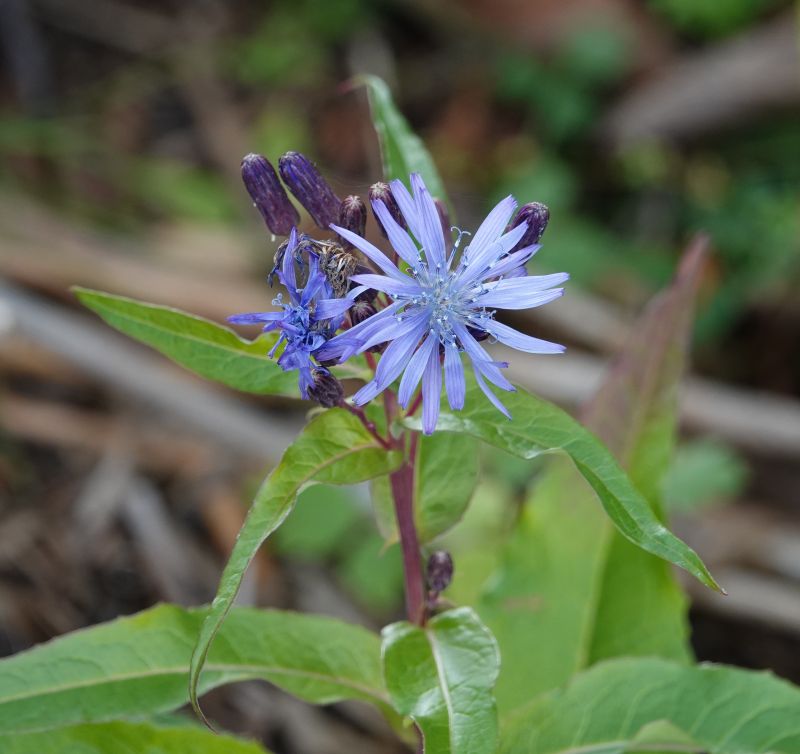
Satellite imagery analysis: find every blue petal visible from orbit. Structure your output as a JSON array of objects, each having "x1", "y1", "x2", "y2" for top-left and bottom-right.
[
  {"x1": 398, "y1": 332, "x2": 436, "y2": 408},
  {"x1": 476, "y1": 283, "x2": 566, "y2": 310},
  {"x1": 421, "y1": 340, "x2": 442, "y2": 434},
  {"x1": 350, "y1": 273, "x2": 421, "y2": 298},
  {"x1": 443, "y1": 341, "x2": 465, "y2": 411},
  {"x1": 460, "y1": 221, "x2": 528, "y2": 287},
  {"x1": 482, "y1": 319, "x2": 566, "y2": 354},
  {"x1": 464, "y1": 195, "x2": 516, "y2": 265},
  {"x1": 390, "y1": 179, "x2": 421, "y2": 241},
  {"x1": 330, "y1": 224, "x2": 406, "y2": 281},
  {"x1": 228, "y1": 312, "x2": 283, "y2": 325},
  {"x1": 316, "y1": 301, "x2": 403, "y2": 361},
  {"x1": 454, "y1": 322, "x2": 515, "y2": 391},
  {"x1": 410, "y1": 173, "x2": 446, "y2": 268},
  {"x1": 473, "y1": 365, "x2": 511, "y2": 419},
  {"x1": 315, "y1": 297, "x2": 354, "y2": 320},
  {"x1": 282, "y1": 227, "x2": 298, "y2": 296},
  {"x1": 483, "y1": 244, "x2": 540, "y2": 279},
  {"x1": 352, "y1": 314, "x2": 428, "y2": 405},
  {"x1": 372, "y1": 200, "x2": 420, "y2": 268}
]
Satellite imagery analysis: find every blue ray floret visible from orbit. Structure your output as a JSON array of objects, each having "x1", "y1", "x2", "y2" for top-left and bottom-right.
[
  {"x1": 228, "y1": 228, "x2": 354, "y2": 399},
  {"x1": 316, "y1": 173, "x2": 568, "y2": 434}
]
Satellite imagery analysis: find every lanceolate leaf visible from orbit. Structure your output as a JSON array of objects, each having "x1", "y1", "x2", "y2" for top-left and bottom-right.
[
  {"x1": 408, "y1": 383, "x2": 719, "y2": 594},
  {"x1": 373, "y1": 432, "x2": 480, "y2": 543},
  {"x1": 478, "y1": 239, "x2": 709, "y2": 711},
  {"x1": 0, "y1": 721, "x2": 270, "y2": 754},
  {"x1": 499, "y1": 657, "x2": 800, "y2": 754},
  {"x1": 359, "y1": 75, "x2": 449, "y2": 205},
  {"x1": 189, "y1": 408, "x2": 401, "y2": 719},
  {"x1": 0, "y1": 604, "x2": 387, "y2": 734},
  {"x1": 74, "y1": 287, "x2": 298, "y2": 396},
  {"x1": 382, "y1": 608, "x2": 500, "y2": 754}
]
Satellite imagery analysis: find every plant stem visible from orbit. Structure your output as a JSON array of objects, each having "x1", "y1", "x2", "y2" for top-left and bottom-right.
[
  {"x1": 390, "y1": 449, "x2": 425, "y2": 625},
  {"x1": 339, "y1": 401, "x2": 391, "y2": 450}
]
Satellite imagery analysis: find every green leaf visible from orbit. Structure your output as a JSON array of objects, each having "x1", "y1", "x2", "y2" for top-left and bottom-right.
[
  {"x1": 406, "y1": 383, "x2": 718, "y2": 594},
  {"x1": 382, "y1": 607, "x2": 500, "y2": 754},
  {"x1": 0, "y1": 604, "x2": 387, "y2": 734},
  {"x1": 74, "y1": 287, "x2": 298, "y2": 396},
  {"x1": 373, "y1": 432, "x2": 480, "y2": 543},
  {"x1": 359, "y1": 74, "x2": 449, "y2": 205},
  {"x1": 500, "y1": 657, "x2": 800, "y2": 754},
  {"x1": 190, "y1": 408, "x2": 402, "y2": 718},
  {"x1": 457, "y1": 240, "x2": 710, "y2": 712},
  {"x1": 1, "y1": 721, "x2": 270, "y2": 753}
]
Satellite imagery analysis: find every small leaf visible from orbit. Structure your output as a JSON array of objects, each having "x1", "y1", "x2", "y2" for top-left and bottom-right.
[
  {"x1": 382, "y1": 607, "x2": 500, "y2": 754},
  {"x1": 500, "y1": 657, "x2": 800, "y2": 754},
  {"x1": 74, "y1": 287, "x2": 298, "y2": 396},
  {"x1": 407, "y1": 382, "x2": 720, "y2": 593},
  {"x1": 0, "y1": 604, "x2": 388, "y2": 734},
  {"x1": 359, "y1": 75, "x2": 449, "y2": 205},
  {"x1": 0, "y1": 721, "x2": 270, "y2": 754},
  {"x1": 373, "y1": 432, "x2": 480, "y2": 543},
  {"x1": 190, "y1": 408, "x2": 401, "y2": 718}
]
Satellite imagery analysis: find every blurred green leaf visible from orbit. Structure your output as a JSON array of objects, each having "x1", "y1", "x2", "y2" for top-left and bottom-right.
[
  {"x1": 74, "y1": 288, "x2": 299, "y2": 397},
  {"x1": 189, "y1": 408, "x2": 401, "y2": 718},
  {"x1": 382, "y1": 607, "x2": 500, "y2": 754},
  {"x1": 0, "y1": 604, "x2": 387, "y2": 734},
  {"x1": 372, "y1": 432, "x2": 480, "y2": 543},
  {"x1": 338, "y1": 535, "x2": 404, "y2": 615},
  {"x1": 130, "y1": 160, "x2": 236, "y2": 222},
  {"x1": 648, "y1": 0, "x2": 779, "y2": 37},
  {"x1": 274, "y1": 484, "x2": 362, "y2": 559},
  {"x1": 500, "y1": 657, "x2": 800, "y2": 753},
  {"x1": 0, "y1": 721, "x2": 270, "y2": 754},
  {"x1": 359, "y1": 75, "x2": 449, "y2": 205},
  {"x1": 663, "y1": 439, "x2": 748, "y2": 511},
  {"x1": 475, "y1": 240, "x2": 708, "y2": 712}
]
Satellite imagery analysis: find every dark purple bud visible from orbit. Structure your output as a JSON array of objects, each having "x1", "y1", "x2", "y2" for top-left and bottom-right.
[
  {"x1": 307, "y1": 368, "x2": 344, "y2": 408},
  {"x1": 509, "y1": 202, "x2": 550, "y2": 251},
  {"x1": 241, "y1": 153, "x2": 300, "y2": 236},
  {"x1": 369, "y1": 182, "x2": 406, "y2": 236},
  {"x1": 278, "y1": 151, "x2": 341, "y2": 229},
  {"x1": 466, "y1": 325, "x2": 489, "y2": 342},
  {"x1": 427, "y1": 551, "x2": 454, "y2": 594},
  {"x1": 434, "y1": 198, "x2": 451, "y2": 244},
  {"x1": 337, "y1": 195, "x2": 367, "y2": 248},
  {"x1": 348, "y1": 299, "x2": 377, "y2": 327}
]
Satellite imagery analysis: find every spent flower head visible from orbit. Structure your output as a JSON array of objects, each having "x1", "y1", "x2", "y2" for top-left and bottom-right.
[{"x1": 317, "y1": 173, "x2": 568, "y2": 433}]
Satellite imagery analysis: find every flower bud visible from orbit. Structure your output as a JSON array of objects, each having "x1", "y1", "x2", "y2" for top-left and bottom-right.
[
  {"x1": 338, "y1": 195, "x2": 367, "y2": 239},
  {"x1": 241, "y1": 153, "x2": 299, "y2": 236},
  {"x1": 369, "y1": 182, "x2": 406, "y2": 236},
  {"x1": 434, "y1": 198, "x2": 452, "y2": 244},
  {"x1": 509, "y1": 202, "x2": 550, "y2": 251},
  {"x1": 307, "y1": 368, "x2": 344, "y2": 408},
  {"x1": 278, "y1": 151, "x2": 341, "y2": 229},
  {"x1": 348, "y1": 299, "x2": 377, "y2": 327},
  {"x1": 427, "y1": 551, "x2": 454, "y2": 594}
]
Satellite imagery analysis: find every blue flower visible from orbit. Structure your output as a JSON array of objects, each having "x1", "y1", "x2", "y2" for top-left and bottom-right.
[
  {"x1": 317, "y1": 174, "x2": 568, "y2": 434},
  {"x1": 228, "y1": 228, "x2": 354, "y2": 398}
]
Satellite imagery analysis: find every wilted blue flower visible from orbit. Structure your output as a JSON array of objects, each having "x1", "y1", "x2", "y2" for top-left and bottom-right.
[
  {"x1": 317, "y1": 173, "x2": 568, "y2": 434},
  {"x1": 229, "y1": 228, "x2": 354, "y2": 399}
]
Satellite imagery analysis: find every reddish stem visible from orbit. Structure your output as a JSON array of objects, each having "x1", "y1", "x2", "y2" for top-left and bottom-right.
[
  {"x1": 406, "y1": 391, "x2": 423, "y2": 418},
  {"x1": 390, "y1": 457, "x2": 425, "y2": 624},
  {"x1": 365, "y1": 351, "x2": 377, "y2": 372},
  {"x1": 340, "y1": 401, "x2": 391, "y2": 450}
]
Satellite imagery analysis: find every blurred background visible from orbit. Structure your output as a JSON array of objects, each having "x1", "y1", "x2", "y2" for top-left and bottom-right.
[{"x1": 0, "y1": 0, "x2": 798, "y2": 751}]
